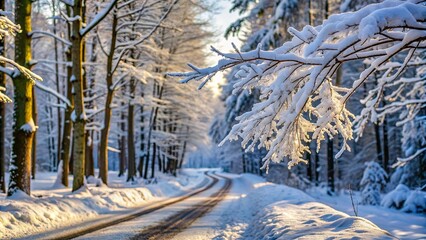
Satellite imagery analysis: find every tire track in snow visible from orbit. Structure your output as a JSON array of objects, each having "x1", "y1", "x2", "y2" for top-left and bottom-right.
[
  {"x1": 24, "y1": 172, "x2": 219, "y2": 240},
  {"x1": 131, "y1": 173, "x2": 232, "y2": 240}
]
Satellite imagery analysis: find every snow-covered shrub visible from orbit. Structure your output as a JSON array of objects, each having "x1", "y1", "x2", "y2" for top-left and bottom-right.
[
  {"x1": 360, "y1": 161, "x2": 387, "y2": 205},
  {"x1": 381, "y1": 184, "x2": 410, "y2": 209},
  {"x1": 402, "y1": 190, "x2": 426, "y2": 213}
]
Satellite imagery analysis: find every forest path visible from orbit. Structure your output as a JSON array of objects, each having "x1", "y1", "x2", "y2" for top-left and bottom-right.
[
  {"x1": 70, "y1": 172, "x2": 231, "y2": 240},
  {"x1": 130, "y1": 173, "x2": 232, "y2": 239},
  {"x1": 18, "y1": 171, "x2": 223, "y2": 240}
]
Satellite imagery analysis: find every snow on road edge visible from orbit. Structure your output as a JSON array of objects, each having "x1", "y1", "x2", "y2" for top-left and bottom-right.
[
  {"x1": 217, "y1": 174, "x2": 395, "y2": 239},
  {"x1": 0, "y1": 169, "x2": 207, "y2": 239}
]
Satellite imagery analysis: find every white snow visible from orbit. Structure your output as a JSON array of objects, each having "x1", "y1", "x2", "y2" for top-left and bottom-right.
[
  {"x1": 307, "y1": 185, "x2": 426, "y2": 239},
  {"x1": 0, "y1": 170, "x2": 206, "y2": 239},
  {"x1": 19, "y1": 118, "x2": 37, "y2": 133},
  {"x1": 175, "y1": 173, "x2": 406, "y2": 240},
  {"x1": 2, "y1": 171, "x2": 424, "y2": 239}
]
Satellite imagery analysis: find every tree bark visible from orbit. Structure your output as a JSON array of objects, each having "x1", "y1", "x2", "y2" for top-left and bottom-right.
[
  {"x1": 31, "y1": 88, "x2": 37, "y2": 179},
  {"x1": 382, "y1": 115, "x2": 390, "y2": 173},
  {"x1": 242, "y1": 148, "x2": 246, "y2": 173},
  {"x1": 119, "y1": 108, "x2": 126, "y2": 177},
  {"x1": 374, "y1": 123, "x2": 383, "y2": 162},
  {"x1": 52, "y1": 0, "x2": 62, "y2": 167},
  {"x1": 99, "y1": 8, "x2": 118, "y2": 185},
  {"x1": 8, "y1": 0, "x2": 34, "y2": 196},
  {"x1": 0, "y1": 0, "x2": 6, "y2": 192},
  {"x1": 59, "y1": 6, "x2": 73, "y2": 187},
  {"x1": 127, "y1": 78, "x2": 136, "y2": 182},
  {"x1": 71, "y1": 0, "x2": 86, "y2": 192}
]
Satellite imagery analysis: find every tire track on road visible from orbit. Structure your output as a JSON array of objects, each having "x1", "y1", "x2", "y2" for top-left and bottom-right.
[{"x1": 131, "y1": 173, "x2": 232, "y2": 240}]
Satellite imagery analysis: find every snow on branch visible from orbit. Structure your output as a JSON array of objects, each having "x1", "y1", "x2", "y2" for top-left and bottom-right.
[
  {"x1": 35, "y1": 82, "x2": 71, "y2": 107},
  {"x1": 0, "y1": 14, "x2": 21, "y2": 39},
  {"x1": 30, "y1": 30, "x2": 72, "y2": 46},
  {"x1": 171, "y1": 0, "x2": 426, "y2": 169},
  {"x1": 80, "y1": 0, "x2": 119, "y2": 37},
  {"x1": 0, "y1": 56, "x2": 43, "y2": 83},
  {"x1": 0, "y1": 86, "x2": 11, "y2": 103}
]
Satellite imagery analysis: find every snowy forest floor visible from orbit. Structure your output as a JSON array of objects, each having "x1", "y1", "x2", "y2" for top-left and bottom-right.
[
  {"x1": 0, "y1": 169, "x2": 424, "y2": 239},
  {"x1": 175, "y1": 173, "x2": 424, "y2": 240}
]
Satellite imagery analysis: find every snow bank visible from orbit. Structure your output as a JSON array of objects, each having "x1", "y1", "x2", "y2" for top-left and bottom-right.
[
  {"x1": 381, "y1": 184, "x2": 426, "y2": 213},
  {"x1": 246, "y1": 201, "x2": 394, "y2": 239},
  {"x1": 0, "y1": 169, "x2": 206, "y2": 239},
  {"x1": 307, "y1": 185, "x2": 426, "y2": 239},
  {"x1": 218, "y1": 174, "x2": 394, "y2": 239}
]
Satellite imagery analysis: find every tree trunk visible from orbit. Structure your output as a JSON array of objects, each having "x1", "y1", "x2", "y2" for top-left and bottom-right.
[
  {"x1": 99, "y1": 9, "x2": 118, "y2": 185},
  {"x1": 127, "y1": 79, "x2": 136, "y2": 182},
  {"x1": 59, "y1": 8, "x2": 73, "y2": 186},
  {"x1": 31, "y1": 88, "x2": 37, "y2": 179},
  {"x1": 242, "y1": 148, "x2": 246, "y2": 173},
  {"x1": 151, "y1": 143, "x2": 156, "y2": 179},
  {"x1": 119, "y1": 110, "x2": 126, "y2": 177},
  {"x1": 382, "y1": 116, "x2": 390, "y2": 173},
  {"x1": 374, "y1": 123, "x2": 383, "y2": 163},
  {"x1": 138, "y1": 98, "x2": 145, "y2": 177},
  {"x1": 306, "y1": 150, "x2": 312, "y2": 182},
  {"x1": 178, "y1": 141, "x2": 186, "y2": 169},
  {"x1": 327, "y1": 137, "x2": 334, "y2": 194},
  {"x1": 158, "y1": 145, "x2": 162, "y2": 172},
  {"x1": 52, "y1": 0, "x2": 62, "y2": 167},
  {"x1": 0, "y1": 0, "x2": 6, "y2": 192},
  {"x1": 8, "y1": 0, "x2": 34, "y2": 196},
  {"x1": 145, "y1": 81, "x2": 164, "y2": 179},
  {"x1": 71, "y1": 0, "x2": 86, "y2": 192}
]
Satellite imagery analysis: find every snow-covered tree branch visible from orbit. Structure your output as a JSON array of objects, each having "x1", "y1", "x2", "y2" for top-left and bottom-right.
[{"x1": 172, "y1": 0, "x2": 426, "y2": 169}]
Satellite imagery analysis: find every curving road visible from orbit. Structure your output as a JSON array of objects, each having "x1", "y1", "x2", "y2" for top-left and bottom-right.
[
  {"x1": 131, "y1": 173, "x2": 232, "y2": 239},
  {"x1": 23, "y1": 172, "x2": 232, "y2": 240}
]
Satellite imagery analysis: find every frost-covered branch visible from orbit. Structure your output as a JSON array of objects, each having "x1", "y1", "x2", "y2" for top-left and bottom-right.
[
  {"x1": 30, "y1": 30, "x2": 72, "y2": 46},
  {"x1": 80, "y1": 0, "x2": 119, "y2": 37},
  {"x1": 172, "y1": 0, "x2": 426, "y2": 169},
  {"x1": 34, "y1": 82, "x2": 71, "y2": 107}
]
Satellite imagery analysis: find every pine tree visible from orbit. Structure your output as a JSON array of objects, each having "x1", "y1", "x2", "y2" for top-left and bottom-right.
[{"x1": 360, "y1": 161, "x2": 387, "y2": 205}]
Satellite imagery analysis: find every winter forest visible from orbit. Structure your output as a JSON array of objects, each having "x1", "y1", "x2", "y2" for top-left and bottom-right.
[{"x1": 0, "y1": 0, "x2": 425, "y2": 239}]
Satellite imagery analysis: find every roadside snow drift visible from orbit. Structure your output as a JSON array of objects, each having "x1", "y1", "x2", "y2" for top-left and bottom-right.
[
  {"x1": 0, "y1": 170, "x2": 206, "y2": 239},
  {"x1": 219, "y1": 174, "x2": 395, "y2": 239}
]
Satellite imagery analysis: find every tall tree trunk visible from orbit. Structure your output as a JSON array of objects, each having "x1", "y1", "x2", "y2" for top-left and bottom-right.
[
  {"x1": 327, "y1": 137, "x2": 334, "y2": 194},
  {"x1": 46, "y1": 99, "x2": 56, "y2": 170},
  {"x1": 145, "y1": 81, "x2": 164, "y2": 179},
  {"x1": 71, "y1": 0, "x2": 86, "y2": 192},
  {"x1": 306, "y1": 150, "x2": 312, "y2": 182},
  {"x1": 158, "y1": 145, "x2": 162, "y2": 172},
  {"x1": 178, "y1": 141, "x2": 186, "y2": 169},
  {"x1": 59, "y1": 7, "x2": 73, "y2": 187},
  {"x1": 151, "y1": 143, "x2": 156, "y2": 179},
  {"x1": 138, "y1": 95, "x2": 145, "y2": 177},
  {"x1": 0, "y1": 0, "x2": 6, "y2": 192},
  {"x1": 8, "y1": 0, "x2": 34, "y2": 196},
  {"x1": 374, "y1": 123, "x2": 383, "y2": 162},
  {"x1": 31, "y1": 88, "x2": 37, "y2": 179},
  {"x1": 382, "y1": 116, "x2": 390, "y2": 173},
  {"x1": 119, "y1": 109, "x2": 126, "y2": 177},
  {"x1": 127, "y1": 78, "x2": 136, "y2": 182},
  {"x1": 52, "y1": 0, "x2": 62, "y2": 167},
  {"x1": 99, "y1": 9, "x2": 118, "y2": 185},
  {"x1": 241, "y1": 148, "x2": 246, "y2": 173}
]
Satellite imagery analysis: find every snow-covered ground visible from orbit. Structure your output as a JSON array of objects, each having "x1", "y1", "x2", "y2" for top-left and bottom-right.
[
  {"x1": 0, "y1": 169, "x2": 207, "y2": 239},
  {"x1": 307, "y1": 187, "x2": 426, "y2": 239},
  {"x1": 1, "y1": 170, "x2": 424, "y2": 239},
  {"x1": 175, "y1": 173, "x2": 424, "y2": 240}
]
